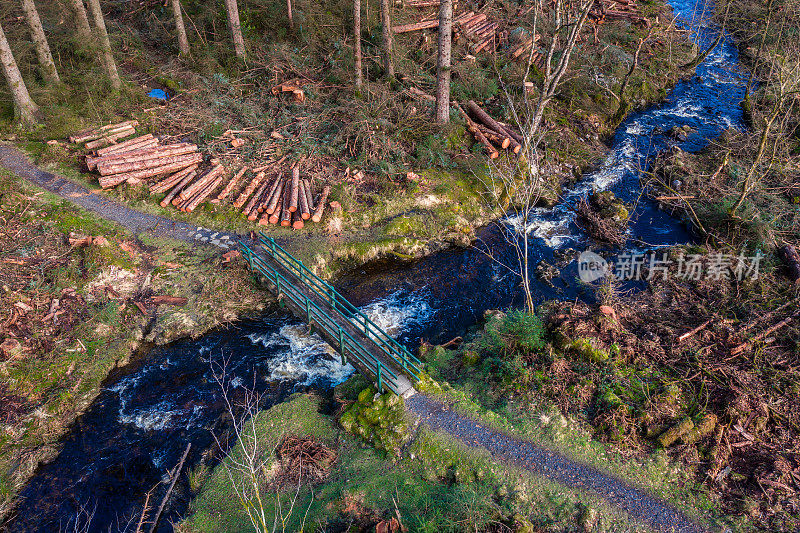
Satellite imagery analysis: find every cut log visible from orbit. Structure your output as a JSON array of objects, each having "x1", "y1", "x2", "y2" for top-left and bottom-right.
[
  {"x1": 99, "y1": 154, "x2": 203, "y2": 189},
  {"x1": 458, "y1": 106, "x2": 498, "y2": 158},
  {"x1": 292, "y1": 209, "x2": 304, "y2": 230},
  {"x1": 87, "y1": 139, "x2": 161, "y2": 169},
  {"x1": 233, "y1": 172, "x2": 267, "y2": 209},
  {"x1": 467, "y1": 101, "x2": 524, "y2": 146},
  {"x1": 476, "y1": 124, "x2": 510, "y2": 148},
  {"x1": 474, "y1": 22, "x2": 497, "y2": 39},
  {"x1": 265, "y1": 178, "x2": 285, "y2": 215},
  {"x1": 473, "y1": 34, "x2": 494, "y2": 53},
  {"x1": 70, "y1": 120, "x2": 139, "y2": 143},
  {"x1": 160, "y1": 170, "x2": 196, "y2": 207},
  {"x1": 460, "y1": 13, "x2": 486, "y2": 32},
  {"x1": 511, "y1": 37, "x2": 534, "y2": 58},
  {"x1": 185, "y1": 176, "x2": 222, "y2": 213},
  {"x1": 216, "y1": 166, "x2": 249, "y2": 201},
  {"x1": 280, "y1": 188, "x2": 292, "y2": 227},
  {"x1": 289, "y1": 166, "x2": 300, "y2": 213},
  {"x1": 149, "y1": 164, "x2": 199, "y2": 194},
  {"x1": 781, "y1": 244, "x2": 800, "y2": 283},
  {"x1": 85, "y1": 127, "x2": 136, "y2": 150},
  {"x1": 302, "y1": 178, "x2": 314, "y2": 211},
  {"x1": 180, "y1": 173, "x2": 219, "y2": 212},
  {"x1": 298, "y1": 179, "x2": 310, "y2": 220},
  {"x1": 311, "y1": 185, "x2": 331, "y2": 223},
  {"x1": 259, "y1": 176, "x2": 283, "y2": 214},
  {"x1": 244, "y1": 174, "x2": 270, "y2": 220},
  {"x1": 268, "y1": 186, "x2": 283, "y2": 224},
  {"x1": 96, "y1": 145, "x2": 199, "y2": 175},
  {"x1": 95, "y1": 134, "x2": 155, "y2": 156},
  {"x1": 393, "y1": 19, "x2": 439, "y2": 33},
  {"x1": 180, "y1": 164, "x2": 224, "y2": 202}
]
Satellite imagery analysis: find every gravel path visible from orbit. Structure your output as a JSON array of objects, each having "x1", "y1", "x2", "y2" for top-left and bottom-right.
[
  {"x1": 407, "y1": 393, "x2": 708, "y2": 533},
  {"x1": 0, "y1": 143, "x2": 239, "y2": 250},
  {"x1": 1, "y1": 144, "x2": 707, "y2": 532}
]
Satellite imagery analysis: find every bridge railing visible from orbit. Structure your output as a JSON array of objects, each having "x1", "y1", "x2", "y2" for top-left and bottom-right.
[
  {"x1": 241, "y1": 244, "x2": 403, "y2": 393},
  {"x1": 256, "y1": 233, "x2": 423, "y2": 380}
]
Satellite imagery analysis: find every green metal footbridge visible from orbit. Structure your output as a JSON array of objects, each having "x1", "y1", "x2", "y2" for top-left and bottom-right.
[{"x1": 240, "y1": 233, "x2": 422, "y2": 397}]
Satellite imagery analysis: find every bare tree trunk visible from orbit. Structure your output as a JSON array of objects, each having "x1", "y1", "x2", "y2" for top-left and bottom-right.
[
  {"x1": 68, "y1": 0, "x2": 92, "y2": 41},
  {"x1": 86, "y1": 0, "x2": 121, "y2": 90},
  {"x1": 287, "y1": 0, "x2": 294, "y2": 31},
  {"x1": 171, "y1": 0, "x2": 190, "y2": 55},
  {"x1": 0, "y1": 22, "x2": 39, "y2": 128},
  {"x1": 223, "y1": 0, "x2": 246, "y2": 58},
  {"x1": 354, "y1": 0, "x2": 363, "y2": 89},
  {"x1": 435, "y1": 0, "x2": 452, "y2": 123},
  {"x1": 20, "y1": 0, "x2": 60, "y2": 85},
  {"x1": 379, "y1": 0, "x2": 394, "y2": 78}
]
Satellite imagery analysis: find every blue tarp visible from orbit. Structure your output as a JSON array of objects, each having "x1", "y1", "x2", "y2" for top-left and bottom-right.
[{"x1": 147, "y1": 88, "x2": 169, "y2": 100}]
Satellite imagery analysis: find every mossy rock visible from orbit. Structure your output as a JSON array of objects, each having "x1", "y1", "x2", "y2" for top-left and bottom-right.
[
  {"x1": 339, "y1": 386, "x2": 411, "y2": 457},
  {"x1": 570, "y1": 338, "x2": 609, "y2": 363}
]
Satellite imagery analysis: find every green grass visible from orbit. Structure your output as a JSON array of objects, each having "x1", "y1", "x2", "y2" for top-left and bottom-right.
[{"x1": 183, "y1": 391, "x2": 658, "y2": 532}]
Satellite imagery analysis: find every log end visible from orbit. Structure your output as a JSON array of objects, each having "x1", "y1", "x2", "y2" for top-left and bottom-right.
[{"x1": 292, "y1": 220, "x2": 304, "y2": 230}]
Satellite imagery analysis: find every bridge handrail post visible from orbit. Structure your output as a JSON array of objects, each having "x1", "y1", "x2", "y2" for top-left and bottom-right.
[
  {"x1": 377, "y1": 362, "x2": 383, "y2": 393},
  {"x1": 339, "y1": 327, "x2": 345, "y2": 365}
]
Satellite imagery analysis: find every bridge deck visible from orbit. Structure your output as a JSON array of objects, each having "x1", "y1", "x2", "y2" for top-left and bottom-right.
[{"x1": 241, "y1": 235, "x2": 421, "y2": 397}]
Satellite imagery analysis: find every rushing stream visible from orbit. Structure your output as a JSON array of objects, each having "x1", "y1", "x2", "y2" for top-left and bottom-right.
[{"x1": 6, "y1": 0, "x2": 747, "y2": 530}]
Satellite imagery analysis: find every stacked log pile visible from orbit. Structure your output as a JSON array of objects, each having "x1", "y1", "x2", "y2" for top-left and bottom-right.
[
  {"x1": 394, "y1": 11, "x2": 501, "y2": 55},
  {"x1": 68, "y1": 121, "x2": 334, "y2": 228},
  {"x1": 73, "y1": 122, "x2": 203, "y2": 190},
  {"x1": 588, "y1": 0, "x2": 648, "y2": 26},
  {"x1": 228, "y1": 164, "x2": 332, "y2": 230},
  {"x1": 460, "y1": 100, "x2": 524, "y2": 158},
  {"x1": 508, "y1": 33, "x2": 543, "y2": 67}
]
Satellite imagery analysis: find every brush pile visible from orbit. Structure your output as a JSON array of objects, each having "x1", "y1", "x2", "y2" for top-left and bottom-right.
[
  {"x1": 459, "y1": 100, "x2": 524, "y2": 159},
  {"x1": 275, "y1": 435, "x2": 337, "y2": 486},
  {"x1": 230, "y1": 163, "x2": 331, "y2": 230}
]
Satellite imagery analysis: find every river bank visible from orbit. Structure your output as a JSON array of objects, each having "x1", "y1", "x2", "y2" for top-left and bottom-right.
[{"x1": 0, "y1": 167, "x2": 273, "y2": 523}]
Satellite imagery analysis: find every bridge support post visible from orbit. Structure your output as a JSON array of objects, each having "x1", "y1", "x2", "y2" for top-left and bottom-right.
[{"x1": 339, "y1": 328, "x2": 346, "y2": 365}]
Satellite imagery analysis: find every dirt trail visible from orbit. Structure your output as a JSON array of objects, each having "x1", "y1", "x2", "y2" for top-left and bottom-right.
[
  {"x1": 0, "y1": 143, "x2": 238, "y2": 249},
  {"x1": 407, "y1": 393, "x2": 707, "y2": 533},
  {"x1": 1, "y1": 144, "x2": 707, "y2": 533}
]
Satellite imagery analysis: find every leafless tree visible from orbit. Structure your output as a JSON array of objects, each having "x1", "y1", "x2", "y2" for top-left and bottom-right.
[
  {"x1": 210, "y1": 358, "x2": 311, "y2": 533},
  {"x1": 0, "y1": 21, "x2": 39, "y2": 128},
  {"x1": 20, "y1": 0, "x2": 60, "y2": 85},
  {"x1": 435, "y1": 0, "x2": 452, "y2": 123},
  {"x1": 171, "y1": 0, "x2": 190, "y2": 56},
  {"x1": 86, "y1": 0, "x2": 121, "y2": 89},
  {"x1": 224, "y1": 0, "x2": 246, "y2": 58},
  {"x1": 521, "y1": 0, "x2": 592, "y2": 146}
]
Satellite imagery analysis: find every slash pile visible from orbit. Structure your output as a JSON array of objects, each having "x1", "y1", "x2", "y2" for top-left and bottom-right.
[
  {"x1": 394, "y1": 11, "x2": 503, "y2": 56},
  {"x1": 231, "y1": 164, "x2": 331, "y2": 230},
  {"x1": 588, "y1": 0, "x2": 648, "y2": 26},
  {"x1": 459, "y1": 100, "x2": 524, "y2": 159}
]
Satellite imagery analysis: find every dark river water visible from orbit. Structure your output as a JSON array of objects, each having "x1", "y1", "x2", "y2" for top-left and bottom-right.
[{"x1": 5, "y1": 0, "x2": 747, "y2": 530}]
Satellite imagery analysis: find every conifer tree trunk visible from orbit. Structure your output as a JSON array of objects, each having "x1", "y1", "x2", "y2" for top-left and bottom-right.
[
  {"x1": 171, "y1": 0, "x2": 190, "y2": 55},
  {"x1": 68, "y1": 0, "x2": 93, "y2": 41},
  {"x1": 287, "y1": 0, "x2": 294, "y2": 30},
  {"x1": 224, "y1": 0, "x2": 246, "y2": 58},
  {"x1": 354, "y1": 0, "x2": 362, "y2": 88},
  {"x1": 20, "y1": 0, "x2": 60, "y2": 85},
  {"x1": 0, "y1": 22, "x2": 39, "y2": 128},
  {"x1": 379, "y1": 0, "x2": 393, "y2": 78},
  {"x1": 86, "y1": 0, "x2": 121, "y2": 89},
  {"x1": 435, "y1": 0, "x2": 452, "y2": 123}
]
